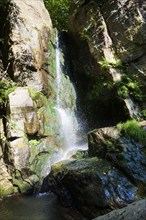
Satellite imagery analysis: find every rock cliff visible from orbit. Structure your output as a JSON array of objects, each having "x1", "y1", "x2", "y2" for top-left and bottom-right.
[
  {"x1": 0, "y1": 0, "x2": 58, "y2": 197},
  {"x1": 68, "y1": 0, "x2": 146, "y2": 128}
]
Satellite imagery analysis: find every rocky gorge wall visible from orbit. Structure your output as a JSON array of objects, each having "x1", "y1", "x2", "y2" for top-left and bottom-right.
[
  {"x1": 0, "y1": 0, "x2": 61, "y2": 197},
  {"x1": 46, "y1": 1, "x2": 146, "y2": 219},
  {"x1": 68, "y1": 0, "x2": 146, "y2": 128},
  {"x1": 0, "y1": 1, "x2": 146, "y2": 220}
]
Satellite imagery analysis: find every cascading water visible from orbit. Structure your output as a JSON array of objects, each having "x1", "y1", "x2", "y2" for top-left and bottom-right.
[{"x1": 55, "y1": 30, "x2": 87, "y2": 159}]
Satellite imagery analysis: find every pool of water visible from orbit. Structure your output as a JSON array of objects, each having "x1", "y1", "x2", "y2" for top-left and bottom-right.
[{"x1": 0, "y1": 193, "x2": 85, "y2": 220}]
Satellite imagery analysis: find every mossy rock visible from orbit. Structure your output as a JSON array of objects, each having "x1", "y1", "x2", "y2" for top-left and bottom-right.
[
  {"x1": 12, "y1": 178, "x2": 32, "y2": 194},
  {"x1": 0, "y1": 185, "x2": 14, "y2": 198}
]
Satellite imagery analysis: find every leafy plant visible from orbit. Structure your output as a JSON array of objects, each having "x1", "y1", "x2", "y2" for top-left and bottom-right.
[
  {"x1": 117, "y1": 120, "x2": 146, "y2": 145},
  {"x1": 142, "y1": 110, "x2": 146, "y2": 119},
  {"x1": 0, "y1": 81, "x2": 17, "y2": 106},
  {"x1": 29, "y1": 139, "x2": 41, "y2": 147},
  {"x1": 80, "y1": 28, "x2": 91, "y2": 41},
  {"x1": 28, "y1": 88, "x2": 46, "y2": 104},
  {"x1": 115, "y1": 75, "x2": 142, "y2": 100},
  {"x1": 98, "y1": 57, "x2": 122, "y2": 69},
  {"x1": 44, "y1": 0, "x2": 71, "y2": 31}
]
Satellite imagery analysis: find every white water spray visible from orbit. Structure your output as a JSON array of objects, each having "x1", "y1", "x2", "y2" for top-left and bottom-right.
[
  {"x1": 56, "y1": 30, "x2": 61, "y2": 106},
  {"x1": 55, "y1": 29, "x2": 87, "y2": 160}
]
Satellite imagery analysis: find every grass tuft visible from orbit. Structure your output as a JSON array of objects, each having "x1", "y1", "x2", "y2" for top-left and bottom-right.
[{"x1": 117, "y1": 120, "x2": 146, "y2": 145}]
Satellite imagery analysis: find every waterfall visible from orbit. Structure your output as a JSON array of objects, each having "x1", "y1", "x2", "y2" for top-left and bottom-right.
[
  {"x1": 56, "y1": 30, "x2": 61, "y2": 107},
  {"x1": 55, "y1": 29, "x2": 87, "y2": 160}
]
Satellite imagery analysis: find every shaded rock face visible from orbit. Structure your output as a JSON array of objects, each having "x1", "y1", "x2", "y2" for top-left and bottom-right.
[
  {"x1": 93, "y1": 199, "x2": 146, "y2": 220},
  {"x1": 0, "y1": 120, "x2": 14, "y2": 197},
  {"x1": 48, "y1": 158, "x2": 137, "y2": 219},
  {"x1": 88, "y1": 126, "x2": 146, "y2": 191},
  {"x1": 68, "y1": 0, "x2": 146, "y2": 128}
]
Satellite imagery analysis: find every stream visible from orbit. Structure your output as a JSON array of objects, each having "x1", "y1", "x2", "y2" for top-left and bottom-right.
[{"x1": 0, "y1": 193, "x2": 85, "y2": 220}]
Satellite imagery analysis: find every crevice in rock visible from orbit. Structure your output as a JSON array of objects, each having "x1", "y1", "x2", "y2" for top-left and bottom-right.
[
  {"x1": 26, "y1": 65, "x2": 37, "y2": 72},
  {"x1": 8, "y1": 137, "x2": 19, "y2": 142}
]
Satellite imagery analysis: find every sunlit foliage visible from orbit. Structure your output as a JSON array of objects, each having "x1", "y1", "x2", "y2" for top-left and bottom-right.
[{"x1": 44, "y1": 0, "x2": 71, "y2": 31}]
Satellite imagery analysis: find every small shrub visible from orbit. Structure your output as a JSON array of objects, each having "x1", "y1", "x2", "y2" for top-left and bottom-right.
[
  {"x1": 117, "y1": 85, "x2": 129, "y2": 98},
  {"x1": 44, "y1": 0, "x2": 71, "y2": 31},
  {"x1": 142, "y1": 110, "x2": 146, "y2": 119},
  {"x1": 117, "y1": 120, "x2": 146, "y2": 145},
  {"x1": 115, "y1": 75, "x2": 143, "y2": 101},
  {"x1": 28, "y1": 88, "x2": 46, "y2": 103},
  {"x1": 0, "y1": 80, "x2": 17, "y2": 106},
  {"x1": 29, "y1": 139, "x2": 41, "y2": 147},
  {"x1": 98, "y1": 58, "x2": 122, "y2": 69}
]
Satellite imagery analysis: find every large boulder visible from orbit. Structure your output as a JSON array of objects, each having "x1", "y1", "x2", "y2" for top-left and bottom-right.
[
  {"x1": 9, "y1": 137, "x2": 30, "y2": 170},
  {"x1": 7, "y1": 87, "x2": 38, "y2": 138},
  {"x1": 48, "y1": 158, "x2": 138, "y2": 219},
  {"x1": 88, "y1": 124, "x2": 146, "y2": 192},
  {"x1": 93, "y1": 199, "x2": 146, "y2": 220},
  {"x1": 68, "y1": 0, "x2": 146, "y2": 127}
]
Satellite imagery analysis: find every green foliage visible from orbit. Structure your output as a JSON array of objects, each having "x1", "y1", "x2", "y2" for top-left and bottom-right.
[
  {"x1": 142, "y1": 110, "x2": 146, "y2": 119},
  {"x1": 98, "y1": 58, "x2": 122, "y2": 69},
  {"x1": 29, "y1": 139, "x2": 41, "y2": 147},
  {"x1": 117, "y1": 120, "x2": 146, "y2": 145},
  {"x1": 28, "y1": 88, "x2": 46, "y2": 107},
  {"x1": 117, "y1": 85, "x2": 129, "y2": 98},
  {"x1": 0, "y1": 81, "x2": 17, "y2": 106},
  {"x1": 115, "y1": 75, "x2": 142, "y2": 100},
  {"x1": 44, "y1": 0, "x2": 71, "y2": 31},
  {"x1": 80, "y1": 28, "x2": 91, "y2": 41}
]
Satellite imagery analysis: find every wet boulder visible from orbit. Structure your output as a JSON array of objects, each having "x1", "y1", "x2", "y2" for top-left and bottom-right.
[
  {"x1": 88, "y1": 125, "x2": 146, "y2": 192},
  {"x1": 48, "y1": 157, "x2": 137, "y2": 219},
  {"x1": 93, "y1": 199, "x2": 146, "y2": 220}
]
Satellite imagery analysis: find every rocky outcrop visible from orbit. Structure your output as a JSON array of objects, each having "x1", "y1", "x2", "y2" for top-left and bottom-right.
[
  {"x1": 88, "y1": 124, "x2": 146, "y2": 191},
  {"x1": 0, "y1": 0, "x2": 59, "y2": 197},
  {"x1": 48, "y1": 157, "x2": 138, "y2": 219},
  {"x1": 7, "y1": 87, "x2": 37, "y2": 139},
  {"x1": 2, "y1": 0, "x2": 52, "y2": 92},
  {"x1": 93, "y1": 199, "x2": 146, "y2": 220},
  {"x1": 68, "y1": 0, "x2": 146, "y2": 127},
  {"x1": 0, "y1": 0, "x2": 78, "y2": 197}
]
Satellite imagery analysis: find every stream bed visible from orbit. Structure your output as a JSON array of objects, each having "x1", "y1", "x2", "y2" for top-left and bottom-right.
[{"x1": 0, "y1": 193, "x2": 85, "y2": 220}]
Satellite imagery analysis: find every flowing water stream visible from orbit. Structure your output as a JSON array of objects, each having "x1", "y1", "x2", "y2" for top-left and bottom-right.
[
  {"x1": 55, "y1": 29, "x2": 87, "y2": 160},
  {"x1": 0, "y1": 193, "x2": 85, "y2": 220}
]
